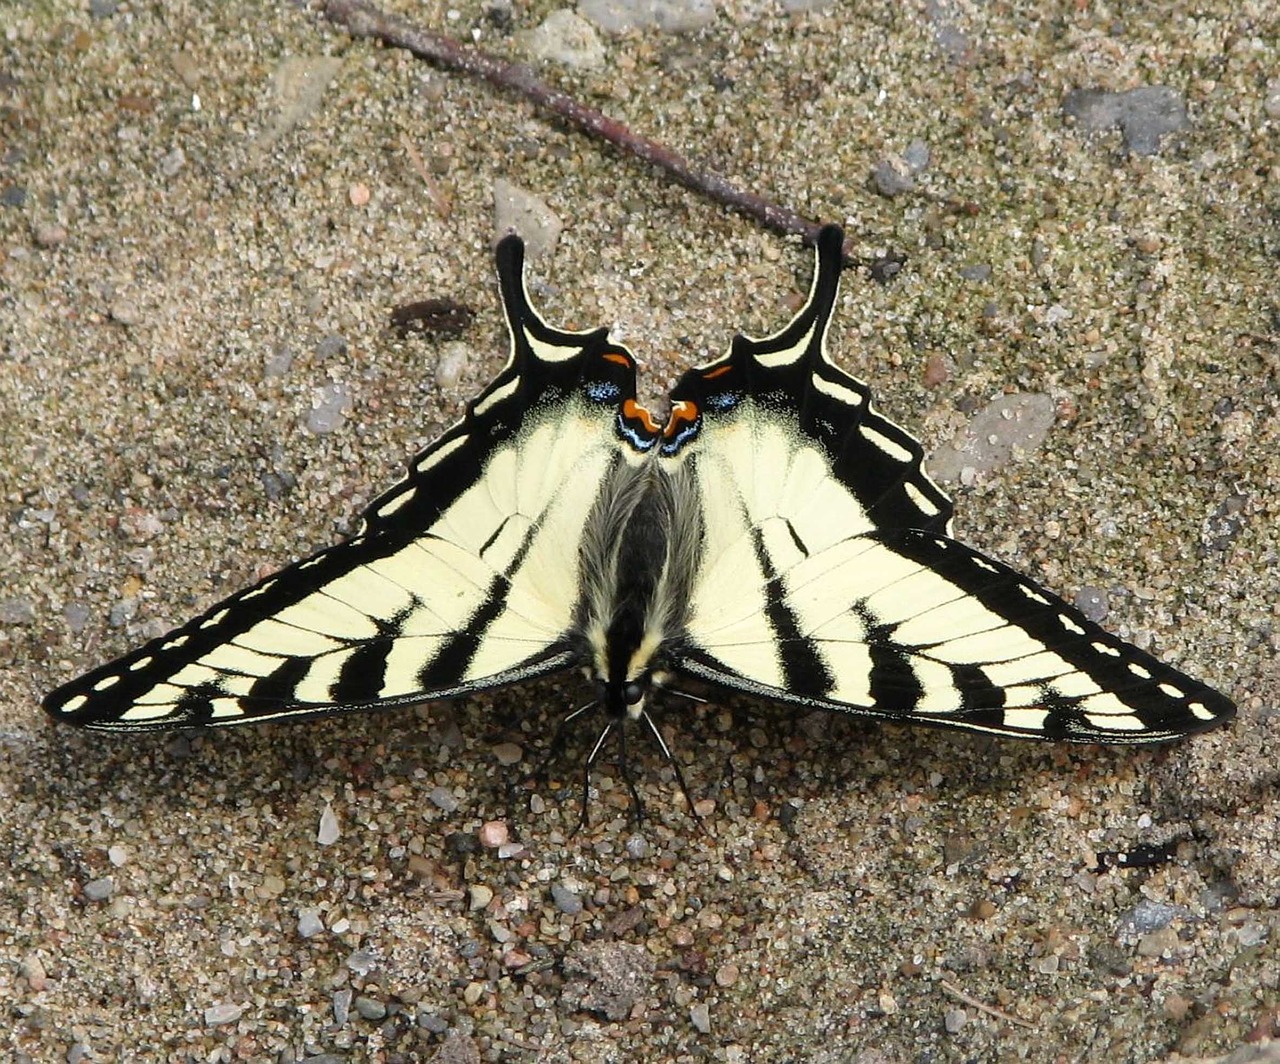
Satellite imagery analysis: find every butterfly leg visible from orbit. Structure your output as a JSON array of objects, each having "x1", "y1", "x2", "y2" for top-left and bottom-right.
[
  {"x1": 574, "y1": 719, "x2": 616, "y2": 833},
  {"x1": 615, "y1": 720, "x2": 647, "y2": 827},
  {"x1": 639, "y1": 708, "x2": 706, "y2": 833},
  {"x1": 523, "y1": 699, "x2": 598, "y2": 796}
]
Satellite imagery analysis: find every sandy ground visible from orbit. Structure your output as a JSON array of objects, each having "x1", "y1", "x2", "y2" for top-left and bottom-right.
[{"x1": 1, "y1": 1, "x2": 1276, "y2": 1061}]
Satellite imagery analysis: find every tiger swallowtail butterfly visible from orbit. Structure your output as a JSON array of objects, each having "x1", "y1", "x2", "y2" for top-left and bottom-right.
[{"x1": 44, "y1": 226, "x2": 1235, "y2": 815}]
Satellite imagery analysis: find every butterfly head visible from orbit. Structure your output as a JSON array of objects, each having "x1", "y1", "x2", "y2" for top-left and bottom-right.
[{"x1": 590, "y1": 674, "x2": 651, "y2": 721}]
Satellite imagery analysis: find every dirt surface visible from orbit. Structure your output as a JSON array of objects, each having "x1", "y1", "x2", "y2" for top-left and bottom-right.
[{"x1": 1, "y1": 1, "x2": 1276, "y2": 1061}]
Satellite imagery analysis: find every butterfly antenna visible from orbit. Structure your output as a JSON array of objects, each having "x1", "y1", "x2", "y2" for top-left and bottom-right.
[
  {"x1": 663, "y1": 687, "x2": 708, "y2": 705},
  {"x1": 573, "y1": 718, "x2": 615, "y2": 835},
  {"x1": 640, "y1": 708, "x2": 709, "y2": 836}
]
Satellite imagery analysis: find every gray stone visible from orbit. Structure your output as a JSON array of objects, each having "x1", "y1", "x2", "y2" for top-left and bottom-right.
[
  {"x1": 493, "y1": 180, "x2": 562, "y2": 260},
  {"x1": 520, "y1": 10, "x2": 606, "y2": 70},
  {"x1": 305, "y1": 382, "x2": 352, "y2": 435},
  {"x1": 578, "y1": 0, "x2": 715, "y2": 35},
  {"x1": 561, "y1": 941, "x2": 654, "y2": 1020},
  {"x1": 928, "y1": 393, "x2": 1056, "y2": 483},
  {"x1": 551, "y1": 882, "x2": 583, "y2": 914},
  {"x1": 1062, "y1": 86, "x2": 1189, "y2": 155}
]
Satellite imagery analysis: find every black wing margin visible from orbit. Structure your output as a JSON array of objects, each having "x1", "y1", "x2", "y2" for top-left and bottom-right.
[
  {"x1": 43, "y1": 235, "x2": 652, "y2": 731},
  {"x1": 663, "y1": 224, "x2": 953, "y2": 535}
]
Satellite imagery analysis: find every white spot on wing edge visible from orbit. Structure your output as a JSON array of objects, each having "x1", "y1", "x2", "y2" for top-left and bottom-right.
[
  {"x1": 1158, "y1": 682, "x2": 1184, "y2": 698},
  {"x1": 1085, "y1": 712, "x2": 1146, "y2": 732},
  {"x1": 120, "y1": 703, "x2": 176, "y2": 722},
  {"x1": 904, "y1": 481, "x2": 941, "y2": 517},
  {"x1": 1000, "y1": 706, "x2": 1049, "y2": 732},
  {"x1": 240, "y1": 578, "x2": 276, "y2": 602},
  {"x1": 1189, "y1": 701, "x2": 1216, "y2": 721},
  {"x1": 753, "y1": 324, "x2": 816, "y2": 368},
  {"x1": 472, "y1": 376, "x2": 520, "y2": 417},
  {"x1": 92, "y1": 674, "x2": 121, "y2": 692},
  {"x1": 860, "y1": 425, "x2": 913, "y2": 463},
  {"x1": 59, "y1": 693, "x2": 89, "y2": 713},
  {"x1": 128, "y1": 655, "x2": 153, "y2": 672},
  {"x1": 1128, "y1": 662, "x2": 1152, "y2": 679},
  {"x1": 373, "y1": 489, "x2": 415, "y2": 520},
  {"x1": 525, "y1": 330, "x2": 583, "y2": 364},
  {"x1": 1058, "y1": 614, "x2": 1086, "y2": 635},
  {"x1": 414, "y1": 433, "x2": 468, "y2": 474},
  {"x1": 811, "y1": 372, "x2": 864, "y2": 407}
]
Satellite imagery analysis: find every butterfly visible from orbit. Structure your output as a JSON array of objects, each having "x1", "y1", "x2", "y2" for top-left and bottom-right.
[{"x1": 43, "y1": 225, "x2": 1234, "y2": 814}]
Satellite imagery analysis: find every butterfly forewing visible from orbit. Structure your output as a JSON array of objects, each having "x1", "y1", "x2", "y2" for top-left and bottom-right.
[
  {"x1": 663, "y1": 225, "x2": 1233, "y2": 743},
  {"x1": 43, "y1": 236, "x2": 648, "y2": 730}
]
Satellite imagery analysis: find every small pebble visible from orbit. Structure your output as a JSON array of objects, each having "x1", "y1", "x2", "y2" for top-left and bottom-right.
[
  {"x1": 463, "y1": 981, "x2": 485, "y2": 1005},
  {"x1": 1163, "y1": 992, "x2": 1191, "y2": 1021},
  {"x1": 1136, "y1": 928, "x2": 1179, "y2": 958},
  {"x1": 1119, "y1": 899, "x2": 1186, "y2": 936},
  {"x1": 297, "y1": 908, "x2": 324, "y2": 938},
  {"x1": 332, "y1": 988, "x2": 352, "y2": 1026},
  {"x1": 435, "y1": 341, "x2": 470, "y2": 389},
  {"x1": 346, "y1": 950, "x2": 377, "y2": 976},
  {"x1": 944, "y1": 1008, "x2": 967, "y2": 1033},
  {"x1": 551, "y1": 883, "x2": 583, "y2": 915},
  {"x1": 0, "y1": 597, "x2": 36, "y2": 624},
  {"x1": 417, "y1": 1009, "x2": 448, "y2": 1033},
  {"x1": 317, "y1": 803, "x2": 340, "y2": 846},
  {"x1": 715, "y1": 963, "x2": 739, "y2": 987},
  {"x1": 33, "y1": 222, "x2": 67, "y2": 247},
  {"x1": 20, "y1": 954, "x2": 47, "y2": 992},
  {"x1": 158, "y1": 146, "x2": 185, "y2": 177},
  {"x1": 349, "y1": 182, "x2": 370, "y2": 207},
  {"x1": 203, "y1": 1003, "x2": 243, "y2": 1026},
  {"x1": 109, "y1": 297, "x2": 141, "y2": 325},
  {"x1": 305, "y1": 382, "x2": 352, "y2": 435},
  {"x1": 690, "y1": 1001, "x2": 711, "y2": 1034},
  {"x1": 478, "y1": 820, "x2": 509, "y2": 848},
  {"x1": 1074, "y1": 587, "x2": 1109, "y2": 622},
  {"x1": 83, "y1": 877, "x2": 114, "y2": 902},
  {"x1": 429, "y1": 786, "x2": 459, "y2": 813},
  {"x1": 469, "y1": 884, "x2": 494, "y2": 911},
  {"x1": 872, "y1": 156, "x2": 915, "y2": 197},
  {"x1": 354, "y1": 996, "x2": 386, "y2": 1020},
  {"x1": 492, "y1": 742, "x2": 523, "y2": 766},
  {"x1": 264, "y1": 344, "x2": 294, "y2": 378}
]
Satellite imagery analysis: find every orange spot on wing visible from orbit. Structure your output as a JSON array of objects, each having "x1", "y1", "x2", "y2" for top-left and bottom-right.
[
  {"x1": 663, "y1": 400, "x2": 700, "y2": 437},
  {"x1": 702, "y1": 364, "x2": 733, "y2": 380},
  {"x1": 622, "y1": 399, "x2": 660, "y2": 434},
  {"x1": 602, "y1": 351, "x2": 633, "y2": 368}
]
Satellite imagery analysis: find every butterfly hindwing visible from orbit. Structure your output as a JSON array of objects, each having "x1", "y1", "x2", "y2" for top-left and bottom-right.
[
  {"x1": 43, "y1": 235, "x2": 653, "y2": 731},
  {"x1": 675, "y1": 527, "x2": 1233, "y2": 742},
  {"x1": 665, "y1": 225, "x2": 1233, "y2": 743}
]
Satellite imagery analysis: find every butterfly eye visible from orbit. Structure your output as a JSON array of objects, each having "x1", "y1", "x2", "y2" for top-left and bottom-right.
[{"x1": 623, "y1": 681, "x2": 644, "y2": 706}]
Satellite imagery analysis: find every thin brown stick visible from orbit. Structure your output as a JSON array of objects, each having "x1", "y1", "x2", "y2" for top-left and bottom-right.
[
  {"x1": 322, "y1": 0, "x2": 854, "y2": 261},
  {"x1": 939, "y1": 980, "x2": 1038, "y2": 1031}
]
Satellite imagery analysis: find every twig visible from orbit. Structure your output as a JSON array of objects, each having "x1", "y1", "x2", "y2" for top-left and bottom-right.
[
  {"x1": 399, "y1": 132, "x2": 452, "y2": 218},
  {"x1": 322, "y1": 0, "x2": 856, "y2": 262},
  {"x1": 939, "y1": 979, "x2": 1038, "y2": 1031}
]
